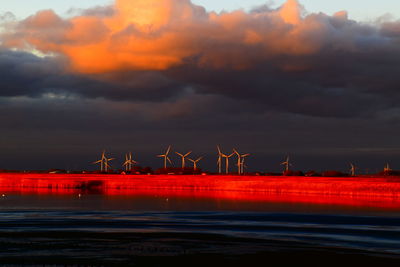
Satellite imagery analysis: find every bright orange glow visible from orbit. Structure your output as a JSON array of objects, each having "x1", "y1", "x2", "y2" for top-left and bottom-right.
[
  {"x1": 2, "y1": 0, "x2": 329, "y2": 73},
  {"x1": 1, "y1": 174, "x2": 400, "y2": 210},
  {"x1": 279, "y1": 0, "x2": 302, "y2": 25}
]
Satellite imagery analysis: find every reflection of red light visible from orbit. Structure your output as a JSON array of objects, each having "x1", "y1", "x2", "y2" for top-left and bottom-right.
[{"x1": 1, "y1": 174, "x2": 400, "y2": 209}]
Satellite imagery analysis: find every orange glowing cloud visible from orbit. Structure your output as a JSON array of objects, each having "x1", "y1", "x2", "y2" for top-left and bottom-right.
[
  {"x1": 279, "y1": 0, "x2": 303, "y2": 25},
  {"x1": 2, "y1": 0, "x2": 351, "y2": 73}
]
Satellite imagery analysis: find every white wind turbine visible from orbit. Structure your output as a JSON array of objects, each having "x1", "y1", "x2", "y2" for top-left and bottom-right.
[
  {"x1": 349, "y1": 163, "x2": 356, "y2": 177},
  {"x1": 188, "y1": 157, "x2": 203, "y2": 171},
  {"x1": 93, "y1": 151, "x2": 106, "y2": 172},
  {"x1": 384, "y1": 163, "x2": 392, "y2": 172},
  {"x1": 103, "y1": 154, "x2": 114, "y2": 172},
  {"x1": 281, "y1": 156, "x2": 292, "y2": 173},
  {"x1": 157, "y1": 145, "x2": 172, "y2": 169},
  {"x1": 221, "y1": 151, "x2": 235, "y2": 174},
  {"x1": 217, "y1": 146, "x2": 223, "y2": 174},
  {"x1": 233, "y1": 149, "x2": 250, "y2": 175},
  {"x1": 123, "y1": 152, "x2": 138, "y2": 171},
  {"x1": 93, "y1": 150, "x2": 114, "y2": 172},
  {"x1": 175, "y1": 151, "x2": 192, "y2": 169}
]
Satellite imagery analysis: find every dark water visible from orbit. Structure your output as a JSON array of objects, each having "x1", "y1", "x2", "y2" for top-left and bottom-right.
[{"x1": 0, "y1": 194, "x2": 400, "y2": 266}]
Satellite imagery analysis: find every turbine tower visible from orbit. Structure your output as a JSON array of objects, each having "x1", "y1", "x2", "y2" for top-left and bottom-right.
[
  {"x1": 93, "y1": 150, "x2": 114, "y2": 172},
  {"x1": 175, "y1": 151, "x2": 192, "y2": 168},
  {"x1": 188, "y1": 157, "x2": 203, "y2": 171},
  {"x1": 157, "y1": 145, "x2": 172, "y2": 169},
  {"x1": 281, "y1": 156, "x2": 292, "y2": 173},
  {"x1": 240, "y1": 155, "x2": 250, "y2": 175},
  {"x1": 217, "y1": 146, "x2": 223, "y2": 174},
  {"x1": 221, "y1": 151, "x2": 235, "y2": 174},
  {"x1": 384, "y1": 163, "x2": 392, "y2": 172},
  {"x1": 123, "y1": 152, "x2": 138, "y2": 171},
  {"x1": 350, "y1": 163, "x2": 356, "y2": 177},
  {"x1": 233, "y1": 149, "x2": 250, "y2": 175}
]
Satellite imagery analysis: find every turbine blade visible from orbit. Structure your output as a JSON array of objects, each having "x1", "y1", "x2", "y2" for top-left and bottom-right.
[
  {"x1": 166, "y1": 145, "x2": 171, "y2": 155},
  {"x1": 167, "y1": 157, "x2": 172, "y2": 164},
  {"x1": 176, "y1": 152, "x2": 183, "y2": 157},
  {"x1": 184, "y1": 151, "x2": 192, "y2": 157}
]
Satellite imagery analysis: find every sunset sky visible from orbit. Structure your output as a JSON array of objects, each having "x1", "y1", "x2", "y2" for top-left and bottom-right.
[
  {"x1": 2, "y1": 0, "x2": 400, "y2": 21},
  {"x1": 1, "y1": 0, "x2": 400, "y2": 172}
]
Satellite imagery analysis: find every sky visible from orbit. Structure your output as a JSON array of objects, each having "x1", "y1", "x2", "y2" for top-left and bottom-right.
[
  {"x1": 1, "y1": 0, "x2": 400, "y2": 21},
  {"x1": 1, "y1": 0, "x2": 400, "y2": 172}
]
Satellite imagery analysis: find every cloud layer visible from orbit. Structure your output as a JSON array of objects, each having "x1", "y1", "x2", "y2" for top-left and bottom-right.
[{"x1": 3, "y1": 0, "x2": 394, "y2": 74}]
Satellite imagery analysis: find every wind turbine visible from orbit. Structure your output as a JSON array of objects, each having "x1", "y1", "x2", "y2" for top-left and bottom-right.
[
  {"x1": 384, "y1": 163, "x2": 392, "y2": 172},
  {"x1": 93, "y1": 151, "x2": 106, "y2": 172},
  {"x1": 104, "y1": 157, "x2": 114, "y2": 172},
  {"x1": 93, "y1": 150, "x2": 114, "y2": 172},
  {"x1": 221, "y1": 151, "x2": 235, "y2": 174},
  {"x1": 233, "y1": 149, "x2": 250, "y2": 175},
  {"x1": 175, "y1": 151, "x2": 192, "y2": 168},
  {"x1": 217, "y1": 146, "x2": 223, "y2": 174},
  {"x1": 123, "y1": 152, "x2": 138, "y2": 171},
  {"x1": 281, "y1": 156, "x2": 292, "y2": 173},
  {"x1": 157, "y1": 146, "x2": 172, "y2": 169},
  {"x1": 350, "y1": 163, "x2": 356, "y2": 177},
  {"x1": 188, "y1": 157, "x2": 203, "y2": 171},
  {"x1": 240, "y1": 155, "x2": 250, "y2": 175}
]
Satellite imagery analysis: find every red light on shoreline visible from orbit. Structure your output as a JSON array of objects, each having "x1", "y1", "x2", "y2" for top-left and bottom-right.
[{"x1": 0, "y1": 174, "x2": 399, "y2": 210}]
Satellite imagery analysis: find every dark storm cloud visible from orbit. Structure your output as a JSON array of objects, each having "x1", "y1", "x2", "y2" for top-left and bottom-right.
[
  {"x1": 0, "y1": 49, "x2": 188, "y2": 102},
  {"x1": 1, "y1": 1, "x2": 400, "y2": 119},
  {"x1": 1, "y1": 41, "x2": 400, "y2": 120}
]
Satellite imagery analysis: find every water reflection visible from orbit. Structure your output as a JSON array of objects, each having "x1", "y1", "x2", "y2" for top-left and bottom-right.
[{"x1": 1, "y1": 174, "x2": 400, "y2": 265}]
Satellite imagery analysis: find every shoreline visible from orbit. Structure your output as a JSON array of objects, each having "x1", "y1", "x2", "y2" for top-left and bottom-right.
[{"x1": 0, "y1": 173, "x2": 399, "y2": 209}]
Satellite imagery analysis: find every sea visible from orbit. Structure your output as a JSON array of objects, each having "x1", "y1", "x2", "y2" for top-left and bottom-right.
[{"x1": 0, "y1": 192, "x2": 400, "y2": 266}]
